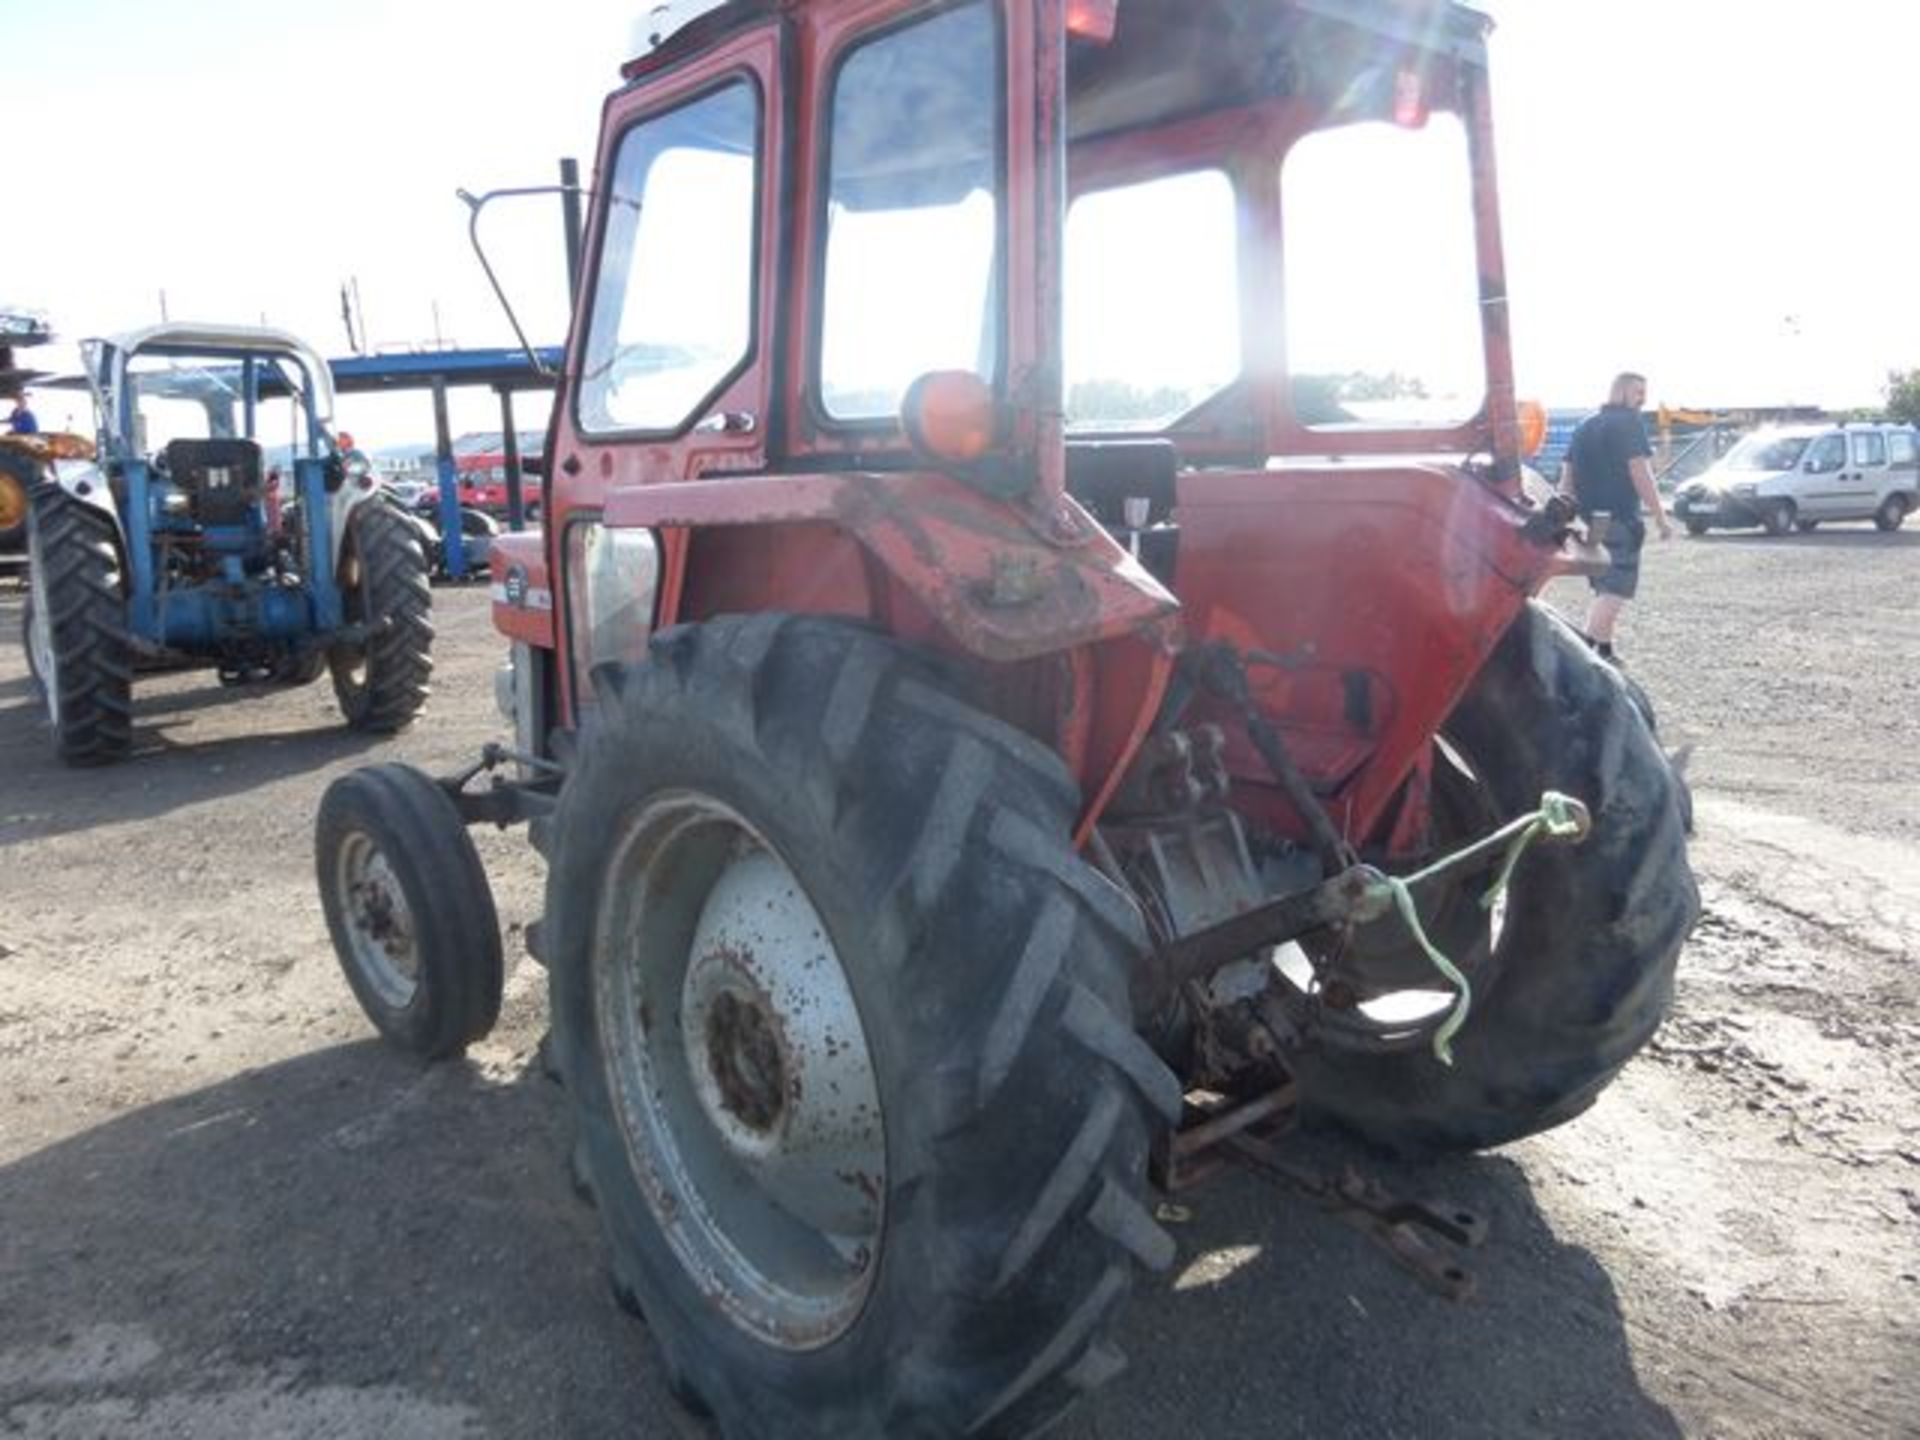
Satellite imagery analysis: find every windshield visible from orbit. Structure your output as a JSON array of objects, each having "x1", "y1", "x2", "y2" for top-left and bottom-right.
[
  {"x1": 123, "y1": 353, "x2": 316, "y2": 454},
  {"x1": 1723, "y1": 433, "x2": 1810, "y2": 471}
]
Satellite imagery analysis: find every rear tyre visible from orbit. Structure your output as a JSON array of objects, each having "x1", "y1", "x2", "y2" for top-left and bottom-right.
[
  {"x1": 546, "y1": 616, "x2": 1180, "y2": 1440},
  {"x1": 1287, "y1": 602, "x2": 1697, "y2": 1155},
  {"x1": 315, "y1": 763, "x2": 503, "y2": 1058},
  {"x1": 1874, "y1": 495, "x2": 1908, "y2": 532},
  {"x1": 330, "y1": 499, "x2": 433, "y2": 730},
  {"x1": 1762, "y1": 500, "x2": 1796, "y2": 536},
  {"x1": 27, "y1": 484, "x2": 133, "y2": 765}
]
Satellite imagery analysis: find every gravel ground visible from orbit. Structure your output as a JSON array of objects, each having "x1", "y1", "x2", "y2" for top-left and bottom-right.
[{"x1": 0, "y1": 523, "x2": 1916, "y2": 1438}]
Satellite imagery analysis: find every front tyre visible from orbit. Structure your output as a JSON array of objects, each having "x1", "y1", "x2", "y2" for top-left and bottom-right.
[
  {"x1": 546, "y1": 617, "x2": 1181, "y2": 1440},
  {"x1": 1762, "y1": 500, "x2": 1796, "y2": 536},
  {"x1": 330, "y1": 499, "x2": 433, "y2": 730},
  {"x1": 1288, "y1": 602, "x2": 1698, "y2": 1155},
  {"x1": 315, "y1": 763, "x2": 504, "y2": 1058}
]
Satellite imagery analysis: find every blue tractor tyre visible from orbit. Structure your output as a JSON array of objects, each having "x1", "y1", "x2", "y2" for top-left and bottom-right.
[
  {"x1": 26, "y1": 482, "x2": 133, "y2": 765},
  {"x1": 328, "y1": 499, "x2": 433, "y2": 731}
]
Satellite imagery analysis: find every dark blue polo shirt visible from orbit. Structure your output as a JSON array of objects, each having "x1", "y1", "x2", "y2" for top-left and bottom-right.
[{"x1": 1566, "y1": 404, "x2": 1651, "y2": 519}]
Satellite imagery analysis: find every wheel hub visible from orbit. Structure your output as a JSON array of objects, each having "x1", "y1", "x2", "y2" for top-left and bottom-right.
[
  {"x1": 703, "y1": 986, "x2": 787, "y2": 1135},
  {"x1": 337, "y1": 835, "x2": 419, "y2": 1007}
]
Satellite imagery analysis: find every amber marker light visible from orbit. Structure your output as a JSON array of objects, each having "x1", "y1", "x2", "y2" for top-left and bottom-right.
[
  {"x1": 1066, "y1": 0, "x2": 1119, "y2": 43},
  {"x1": 1517, "y1": 398, "x2": 1548, "y2": 457},
  {"x1": 901, "y1": 371, "x2": 1003, "y2": 467}
]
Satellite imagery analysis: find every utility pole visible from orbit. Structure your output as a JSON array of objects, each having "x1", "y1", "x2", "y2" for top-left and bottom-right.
[{"x1": 340, "y1": 283, "x2": 359, "y2": 353}]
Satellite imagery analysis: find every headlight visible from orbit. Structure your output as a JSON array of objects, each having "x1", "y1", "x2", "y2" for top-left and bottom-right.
[{"x1": 566, "y1": 522, "x2": 660, "y2": 687}]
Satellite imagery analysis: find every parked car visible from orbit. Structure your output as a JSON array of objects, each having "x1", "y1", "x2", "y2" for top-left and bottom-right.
[{"x1": 1673, "y1": 423, "x2": 1919, "y2": 535}]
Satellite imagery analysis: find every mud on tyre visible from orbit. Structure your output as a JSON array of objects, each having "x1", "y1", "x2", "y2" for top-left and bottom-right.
[
  {"x1": 544, "y1": 616, "x2": 1183, "y2": 1440},
  {"x1": 1287, "y1": 601, "x2": 1698, "y2": 1155}
]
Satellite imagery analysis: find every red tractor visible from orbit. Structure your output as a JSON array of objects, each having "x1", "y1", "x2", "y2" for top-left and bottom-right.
[{"x1": 316, "y1": 2, "x2": 1696, "y2": 1435}]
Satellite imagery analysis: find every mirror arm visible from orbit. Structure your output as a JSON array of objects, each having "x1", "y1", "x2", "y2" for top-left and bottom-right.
[{"x1": 456, "y1": 184, "x2": 583, "y2": 380}]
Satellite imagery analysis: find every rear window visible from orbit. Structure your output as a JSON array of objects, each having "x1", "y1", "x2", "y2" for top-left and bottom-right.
[
  {"x1": 1851, "y1": 432, "x2": 1887, "y2": 467},
  {"x1": 1889, "y1": 431, "x2": 1918, "y2": 467}
]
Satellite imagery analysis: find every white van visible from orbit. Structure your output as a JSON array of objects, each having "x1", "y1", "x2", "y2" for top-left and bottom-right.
[{"x1": 1673, "y1": 423, "x2": 1919, "y2": 535}]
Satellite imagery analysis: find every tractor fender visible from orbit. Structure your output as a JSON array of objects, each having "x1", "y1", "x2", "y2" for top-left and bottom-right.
[
  {"x1": 324, "y1": 482, "x2": 381, "y2": 575},
  {"x1": 45, "y1": 461, "x2": 125, "y2": 537}
]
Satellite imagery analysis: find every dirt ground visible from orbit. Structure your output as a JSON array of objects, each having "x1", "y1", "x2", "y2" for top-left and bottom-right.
[{"x1": 1, "y1": 525, "x2": 1916, "y2": 1439}]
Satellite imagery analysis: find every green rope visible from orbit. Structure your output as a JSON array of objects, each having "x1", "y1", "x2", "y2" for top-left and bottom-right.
[{"x1": 1381, "y1": 790, "x2": 1587, "y2": 1067}]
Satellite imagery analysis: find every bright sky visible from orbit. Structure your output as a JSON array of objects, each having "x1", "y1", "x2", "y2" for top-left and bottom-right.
[{"x1": 5, "y1": 0, "x2": 1915, "y2": 444}]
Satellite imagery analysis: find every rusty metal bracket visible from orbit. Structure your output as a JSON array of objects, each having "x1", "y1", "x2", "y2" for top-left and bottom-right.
[{"x1": 1225, "y1": 1132, "x2": 1487, "y2": 1301}]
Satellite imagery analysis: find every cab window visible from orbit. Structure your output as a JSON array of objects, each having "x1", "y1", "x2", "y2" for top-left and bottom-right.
[
  {"x1": 578, "y1": 81, "x2": 759, "y2": 435},
  {"x1": 1850, "y1": 431, "x2": 1886, "y2": 467},
  {"x1": 1805, "y1": 435, "x2": 1846, "y2": 473},
  {"x1": 1281, "y1": 114, "x2": 1484, "y2": 430},
  {"x1": 819, "y1": 1, "x2": 1000, "y2": 422},
  {"x1": 1065, "y1": 170, "x2": 1239, "y2": 431}
]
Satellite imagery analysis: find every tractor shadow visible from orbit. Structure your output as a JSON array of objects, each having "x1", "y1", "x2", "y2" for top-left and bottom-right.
[
  {"x1": 1077, "y1": 1128, "x2": 1682, "y2": 1439},
  {"x1": 0, "y1": 1040, "x2": 1676, "y2": 1440},
  {"x1": 0, "y1": 1041, "x2": 686, "y2": 1438},
  {"x1": 0, "y1": 633, "x2": 389, "y2": 848},
  {"x1": 0, "y1": 708, "x2": 387, "y2": 849}
]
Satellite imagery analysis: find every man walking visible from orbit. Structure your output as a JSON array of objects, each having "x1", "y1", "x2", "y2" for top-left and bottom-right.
[{"x1": 1559, "y1": 371, "x2": 1671, "y2": 662}]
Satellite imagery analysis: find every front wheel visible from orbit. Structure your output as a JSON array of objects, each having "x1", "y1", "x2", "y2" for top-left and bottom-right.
[
  {"x1": 546, "y1": 617, "x2": 1181, "y2": 1439},
  {"x1": 315, "y1": 763, "x2": 503, "y2": 1058},
  {"x1": 1683, "y1": 517, "x2": 1710, "y2": 537},
  {"x1": 1286, "y1": 602, "x2": 1698, "y2": 1155},
  {"x1": 329, "y1": 499, "x2": 433, "y2": 730},
  {"x1": 1762, "y1": 500, "x2": 1796, "y2": 536},
  {"x1": 1875, "y1": 495, "x2": 1909, "y2": 532},
  {"x1": 1794, "y1": 518, "x2": 1820, "y2": 533}
]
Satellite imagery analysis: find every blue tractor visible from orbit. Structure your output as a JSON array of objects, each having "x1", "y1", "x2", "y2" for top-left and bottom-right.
[{"x1": 22, "y1": 323, "x2": 433, "y2": 764}]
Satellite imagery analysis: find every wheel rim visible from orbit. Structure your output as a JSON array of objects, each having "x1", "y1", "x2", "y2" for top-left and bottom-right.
[
  {"x1": 334, "y1": 543, "x2": 370, "y2": 692},
  {"x1": 26, "y1": 529, "x2": 60, "y2": 726},
  {"x1": 594, "y1": 792, "x2": 886, "y2": 1352},
  {"x1": 334, "y1": 831, "x2": 420, "y2": 1009},
  {"x1": 0, "y1": 473, "x2": 25, "y2": 533}
]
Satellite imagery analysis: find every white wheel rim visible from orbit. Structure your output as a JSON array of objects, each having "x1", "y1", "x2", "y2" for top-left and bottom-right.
[
  {"x1": 27, "y1": 532, "x2": 60, "y2": 726},
  {"x1": 335, "y1": 832, "x2": 420, "y2": 1009},
  {"x1": 593, "y1": 792, "x2": 885, "y2": 1351}
]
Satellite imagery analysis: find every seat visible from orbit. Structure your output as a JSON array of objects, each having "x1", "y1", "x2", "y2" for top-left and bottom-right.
[{"x1": 164, "y1": 438, "x2": 264, "y2": 528}]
